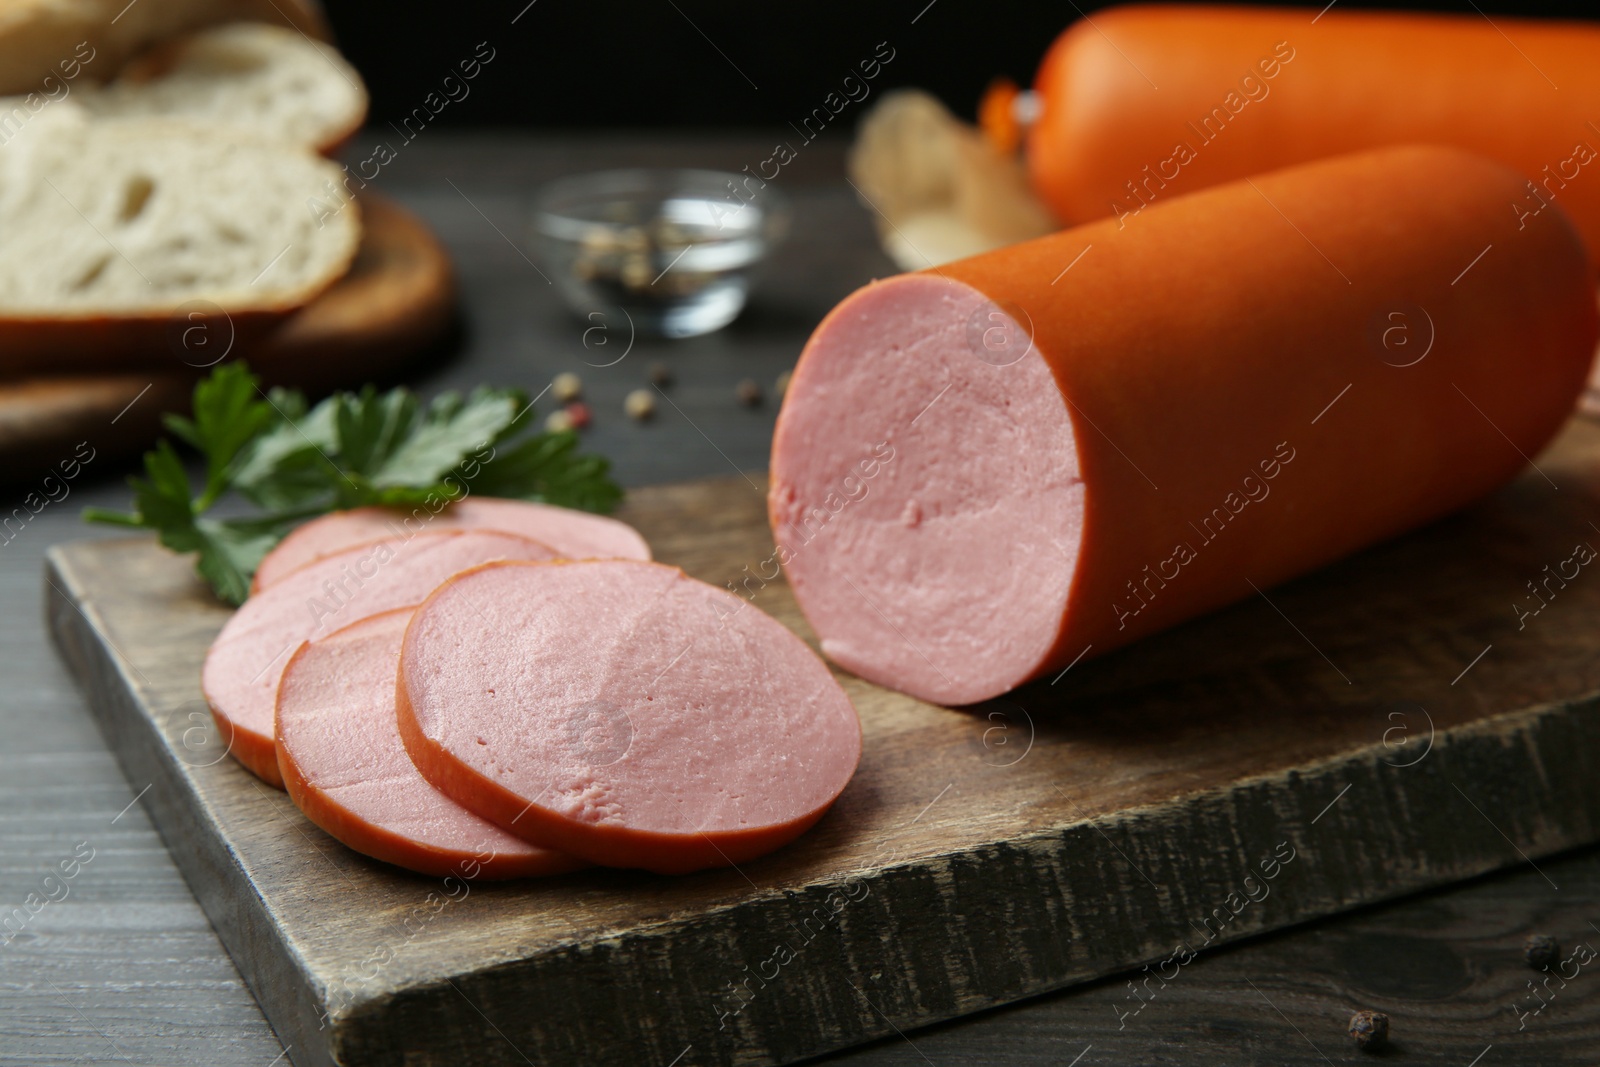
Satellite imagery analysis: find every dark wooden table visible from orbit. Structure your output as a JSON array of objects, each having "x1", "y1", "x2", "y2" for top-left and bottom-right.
[{"x1": 3, "y1": 133, "x2": 1597, "y2": 1066}]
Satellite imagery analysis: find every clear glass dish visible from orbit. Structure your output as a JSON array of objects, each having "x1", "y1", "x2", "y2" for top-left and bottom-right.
[{"x1": 532, "y1": 168, "x2": 790, "y2": 339}]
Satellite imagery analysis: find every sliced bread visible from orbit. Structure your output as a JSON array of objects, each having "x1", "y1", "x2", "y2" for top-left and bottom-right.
[
  {"x1": 0, "y1": 0, "x2": 328, "y2": 95},
  {"x1": 0, "y1": 103, "x2": 361, "y2": 370},
  {"x1": 85, "y1": 22, "x2": 367, "y2": 154}
]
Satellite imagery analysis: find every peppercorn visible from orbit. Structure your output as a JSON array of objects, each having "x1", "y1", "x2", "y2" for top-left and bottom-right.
[
  {"x1": 649, "y1": 362, "x2": 674, "y2": 388},
  {"x1": 544, "y1": 409, "x2": 575, "y2": 433},
  {"x1": 617, "y1": 226, "x2": 649, "y2": 253},
  {"x1": 564, "y1": 402, "x2": 592, "y2": 430},
  {"x1": 1347, "y1": 1010, "x2": 1388, "y2": 1051},
  {"x1": 552, "y1": 372, "x2": 583, "y2": 403},
  {"x1": 624, "y1": 389, "x2": 656, "y2": 421},
  {"x1": 620, "y1": 256, "x2": 653, "y2": 291},
  {"x1": 774, "y1": 369, "x2": 792, "y2": 400},
  {"x1": 1526, "y1": 934, "x2": 1560, "y2": 970},
  {"x1": 736, "y1": 378, "x2": 762, "y2": 407}
]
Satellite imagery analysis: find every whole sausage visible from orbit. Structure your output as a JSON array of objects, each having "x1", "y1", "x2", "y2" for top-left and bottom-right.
[
  {"x1": 770, "y1": 145, "x2": 1598, "y2": 706},
  {"x1": 1026, "y1": 5, "x2": 1600, "y2": 257}
]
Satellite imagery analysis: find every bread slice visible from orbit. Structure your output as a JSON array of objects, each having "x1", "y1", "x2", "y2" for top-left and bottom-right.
[
  {"x1": 0, "y1": 0, "x2": 328, "y2": 95},
  {"x1": 0, "y1": 103, "x2": 361, "y2": 371},
  {"x1": 85, "y1": 22, "x2": 367, "y2": 154}
]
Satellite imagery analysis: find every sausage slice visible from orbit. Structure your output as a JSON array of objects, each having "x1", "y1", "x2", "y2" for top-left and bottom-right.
[
  {"x1": 203, "y1": 529, "x2": 558, "y2": 787},
  {"x1": 252, "y1": 498, "x2": 650, "y2": 592},
  {"x1": 276, "y1": 610, "x2": 582, "y2": 878},
  {"x1": 397, "y1": 560, "x2": 862, "y2": 874}
]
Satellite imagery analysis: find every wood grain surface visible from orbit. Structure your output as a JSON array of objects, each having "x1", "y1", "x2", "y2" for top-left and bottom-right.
[{"x1": 40, "y1": 411, "x2": 1600, "y2": 1067}]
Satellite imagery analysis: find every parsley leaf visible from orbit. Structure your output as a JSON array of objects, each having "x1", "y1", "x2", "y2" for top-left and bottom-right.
[
  {"x1": 372, "y1": 388, "x2": 523, "y2": 488},
  {"x1": 161, "y1": 361, "x2": 278, "y2": 508},
  {"x1": 470, "y1": 430, "x2": 623, "y2": 513},
  {"x1": 84, "y1": 362, "x2": 623, "y2": 605}
]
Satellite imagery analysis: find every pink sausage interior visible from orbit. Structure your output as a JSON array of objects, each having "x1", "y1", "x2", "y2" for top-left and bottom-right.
[
  {"x1": 275, "y1": 610, "x2": 577, "y2": 878},
  {"x1": 203, "y1": 529, "x2": 558, "y2": 783},
  {"x1": 769, "y1": 274, "x2": 1084, "y2": 706},
  {"x1": 253, "y1": 498, "x2": 651, "y2": 591},
  {"x1": 400, "y1": 559, "x2": 862, "y2": 871}
]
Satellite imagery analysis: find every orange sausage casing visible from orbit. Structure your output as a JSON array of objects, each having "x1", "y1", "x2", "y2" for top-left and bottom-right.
[
  {"x1": 1028, "y1": 5, "x2": 1600, "y2": 257},
  {"x1": 769, "y1": 146, "x2": 1598, "y2": 706}
]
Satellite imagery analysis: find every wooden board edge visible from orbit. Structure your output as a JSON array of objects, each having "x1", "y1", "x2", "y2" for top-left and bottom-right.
[
  {"x1": 322, "y1": 688, "x2": 1600, "y2": 1066},
  {"x1": 42, "y1": 548, "x2": 341, "y2": 1067},
  {"x1": 43, "y1": 539, "x2": 1600, "y2": 1067}
]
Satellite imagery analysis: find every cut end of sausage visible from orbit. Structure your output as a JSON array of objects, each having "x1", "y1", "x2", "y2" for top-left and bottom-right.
[
  {"x1": 276, "y1": 610, "x2": 582, "y2": 879},
  {"x1": 203, "y1": 529, "x2": 559, "y2": 787},
  {"x1": 397, "y1": 559, "x2": 863, "y2": 874},
  {"x1": 252, "y1": 498, "x2": 651, "y2": 592},
  {"x1": 769, "y1": 273, "x2": 1085, "y2": 705}
]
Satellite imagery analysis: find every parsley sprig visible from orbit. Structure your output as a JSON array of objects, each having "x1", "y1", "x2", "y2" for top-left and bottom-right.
[{"x1": 84, "y1": 362, "x2": 622, "y2": 605}]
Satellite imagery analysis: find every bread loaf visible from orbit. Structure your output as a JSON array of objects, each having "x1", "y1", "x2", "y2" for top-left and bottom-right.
[
  {"x1": 85, "y1": 22, "x2": 366, "y2": 153},
  {"x1": 0, "y1": 103, "x2": 360, "y2": 370},
  {"x1": 0, "y1": 0, "x2": 327, "y2": 94}
]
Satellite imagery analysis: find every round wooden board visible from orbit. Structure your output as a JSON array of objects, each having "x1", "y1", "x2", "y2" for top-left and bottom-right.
[
  {"x1": 0, "y1": 193, "x2": 455, "y2": 479},
  {"x1": 245, "y1": 193, "x2": 457, "y2": 393}
]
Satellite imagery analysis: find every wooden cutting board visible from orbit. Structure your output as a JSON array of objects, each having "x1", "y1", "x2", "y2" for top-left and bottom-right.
[
  {"x1": 44, "y1": 417, "x2": 1600, "y2": 1067},
  {"x1": 0, "y1": 193, "x2": 454, "y2": 478}
]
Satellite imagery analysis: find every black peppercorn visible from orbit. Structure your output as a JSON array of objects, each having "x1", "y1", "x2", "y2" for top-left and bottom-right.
[
  {"x1": 1348, "y1": 1010, "x2": 1388, "y2": 1051},
  {"x1": 649, "y1": 362, "x2": 673, "y2": 388},
  {"x1": 1525, "y1": 934, "x2": 1560, "y2": 970},
  {"x1": 736, "y1": 378, "x2": 763, "y2": 407}
]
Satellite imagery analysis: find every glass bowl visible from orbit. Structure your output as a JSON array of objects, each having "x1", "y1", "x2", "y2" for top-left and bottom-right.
[{"x1": 532, "y1": 168, "x2": 791, "y2": 339}]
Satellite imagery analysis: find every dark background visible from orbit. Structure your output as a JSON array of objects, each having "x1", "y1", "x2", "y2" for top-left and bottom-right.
[{"x1": 322, "y1": 1, "x2": 1599, "y2": 130}]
